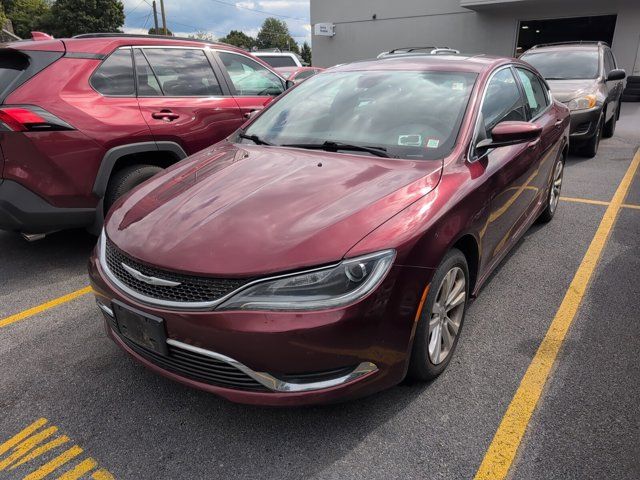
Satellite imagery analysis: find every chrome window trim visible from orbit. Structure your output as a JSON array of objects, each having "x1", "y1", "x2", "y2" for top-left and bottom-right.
[
  {"x1": 166, "y1": 339, "x2": 378, "y2": 393},
  {"x1": 98, "y1": 232, "x2": 341, "y2": 310},
  {"x1": 467, "y1": 64, "x2": 517, "y2": 162}
]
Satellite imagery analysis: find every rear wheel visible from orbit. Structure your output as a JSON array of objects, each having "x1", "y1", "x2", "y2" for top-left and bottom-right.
[
  {"x1": 538, "y1": 154, "x2": 564, "y2": 223},
  {"x1": 408, "y1": 249, "x2": 469, "y2": 381},
  {"x1": 104, "y1": 165, "x2": 163, "y2": 214}
]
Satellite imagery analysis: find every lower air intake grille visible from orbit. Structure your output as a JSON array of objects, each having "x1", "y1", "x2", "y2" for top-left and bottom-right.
[{"x1": 116, "y1": 331, "x2": 270, "y2": 392}]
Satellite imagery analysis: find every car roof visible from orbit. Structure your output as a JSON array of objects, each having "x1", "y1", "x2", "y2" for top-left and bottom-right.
[
  {"x1": 332, "y1": 53, "x2": 513, "y2": 74},
  {"x1": 5, "y1": 34, "x2": 249, "y2": 56},
  {"x1": 523, "y1": 42, "x2": 604, "y2": 54}
]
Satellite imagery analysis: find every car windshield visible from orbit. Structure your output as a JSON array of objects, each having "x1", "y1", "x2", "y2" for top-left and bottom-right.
[
  {"x1": 521, "y1": 50, "x2": 600, "y2": 80},
  {"x1": 242, "y1": 70, "x2": 477, "y2": 160}
]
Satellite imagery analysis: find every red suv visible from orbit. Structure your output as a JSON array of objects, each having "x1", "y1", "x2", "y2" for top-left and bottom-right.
[{"x1": 0, "y1": 34, "x2": 287, "y2": 236}]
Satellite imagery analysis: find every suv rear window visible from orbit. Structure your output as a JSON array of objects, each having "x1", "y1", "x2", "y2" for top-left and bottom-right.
[
  {"x1": 257, "y1": 55, "x2": 297, "y2": 68},
  {"x1": 0, "y1": 49, "x2": 63, "y2": 102},
  {"x1": 91, "y1": 49, "x2": 135, "y2": 96}
]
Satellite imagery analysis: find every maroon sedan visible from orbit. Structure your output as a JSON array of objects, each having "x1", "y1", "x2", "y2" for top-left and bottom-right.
[{"x1": 89, "y1": 53, "x2": 570, "y2": 406}]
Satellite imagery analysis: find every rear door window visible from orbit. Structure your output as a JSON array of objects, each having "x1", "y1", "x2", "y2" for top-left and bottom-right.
[
  {"x1": 257, "y1": 55, "x2": 297, "y2": 68},
  {"x1": 91, "y1": 49, "x2": 135, "y2": 96},
  {"x1": 141, "y1": 48, "x2": 222, "y2": 96},
  {"x1": 134, "y1": 49, "x2": 162, "y2": 96},
  {"x1": 515, "y1": 68, "x2": 549, "y2": 119},
  {"x1": 218, "y1": 52, "x2": 285, "y2": 96}
]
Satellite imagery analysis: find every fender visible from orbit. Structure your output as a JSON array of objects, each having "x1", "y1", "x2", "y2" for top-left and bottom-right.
[
  {"x1": 88, "y1": 141, "x2": 188, "y2": 235},
  {"x1": 92, "y1": 141, "x2": 188, "y2": 198}
]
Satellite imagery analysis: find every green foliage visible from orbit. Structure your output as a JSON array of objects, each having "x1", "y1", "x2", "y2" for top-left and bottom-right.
[
  {"x1": 300, "y1": 41, "x2": 311, "y2": 65},
  {"x1": 148, "y1": 26, "x2": 172, "y2": 36},
  {"x1": 256, "y1": 17, "x2": 299, "y2": 53},
  {"x1": 7, "y1": 0, "x2": 49, "y2": 38},
  {"x1": 40, "y1": 0, "x2": 125, "y2": 38},
  {"x1": 218, "y1": 29, "x2": 255, "y2": 49},
  {"x1": 0, "y1": 4, "x2": 6, "y2": 29}
]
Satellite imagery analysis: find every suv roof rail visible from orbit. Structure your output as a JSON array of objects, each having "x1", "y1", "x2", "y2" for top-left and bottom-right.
[
  {"x1": 71, "y1": 32, "x2": 231, "y2": 48},
  {"x1": 377, "y1": 46, "x2": 460, "y2": 59},
  {"x1": 530, "y1": 40, "x2": 609, "y2": 49}
]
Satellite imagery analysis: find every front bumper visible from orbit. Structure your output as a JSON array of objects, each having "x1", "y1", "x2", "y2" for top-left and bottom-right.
[
  {"x1": 568, "y1": 107, "x2": 602, "y2": 139},
  {"x1": 0, "y1": 180, "x2": 95, "y2": 233},
  {"x1": 88, "y1": 252, "x2": 431, "y2": 406}
]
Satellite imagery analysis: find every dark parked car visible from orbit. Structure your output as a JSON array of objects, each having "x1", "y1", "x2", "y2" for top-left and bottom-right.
[
  {"x1": 520, "y1": 41, "x2": 625, "y2": 157},
  {"x1": 89, "y1": 53, "x2": 570, "y2": 405},
  {"x1": 0, "y1": 34, "x2": 287, "y2": 237}
]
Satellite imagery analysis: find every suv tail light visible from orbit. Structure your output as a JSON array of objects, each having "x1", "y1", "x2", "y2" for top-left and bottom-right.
[{"x1": 0, "y1": 106, "x2": 74, "y2": 132}]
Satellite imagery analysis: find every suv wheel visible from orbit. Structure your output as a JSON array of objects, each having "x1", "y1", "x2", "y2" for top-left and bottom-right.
[
  {"x1": 104, "y1": 165, "x2": 163, "y2": 214},
  {"x1": 579, "y1": 114, "x2": 603, "y2": 158},
  {"x1": 602, "y1": 105, "x2": 618, "y2": 138}
]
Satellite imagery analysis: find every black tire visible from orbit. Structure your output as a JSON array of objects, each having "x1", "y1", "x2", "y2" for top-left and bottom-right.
[
  {"x1": 104, "y1": 165, "x2": 163, "y2": 213},
  {"x1": 624, "y1": 87, "x2": 640, "y2": 95},
  {"x1": 408, "y1": 249, "x2": 469, "y2": 381},
  {"x1": 626, "y1": 76, "x2": 640, "y2": 86},
  {"x1": 578, "y1": 114, "x2": 603, "y2": 158},
  {"x1": 538, "y1": 153, "x2": 564, "y2": 224},
  {"x1": 602, "y1": 105, "x2": 617, "y2": 139}
]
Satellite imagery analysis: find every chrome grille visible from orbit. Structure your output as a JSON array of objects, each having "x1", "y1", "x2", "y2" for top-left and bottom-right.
[{"x1": 105, "y1": 239, "x2": 250, "y2": 304}]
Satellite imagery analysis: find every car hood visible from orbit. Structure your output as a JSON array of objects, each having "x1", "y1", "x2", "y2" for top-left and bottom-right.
[
  {"x1": 547, "y1": 79, "x2": 600, "y2": 103},
  {"x1": 106, "y1": 142, "x2": 442, "y2": 276}
]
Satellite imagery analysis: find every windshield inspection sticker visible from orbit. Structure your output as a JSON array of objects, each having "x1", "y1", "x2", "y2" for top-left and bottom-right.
[
  {"x1": 398, "y1": 134, "x2": 423, "y2": 147},
  {"x1": 451, "y1": 82, "x2": 465, "y2": 91},
  {"x1": 426, "y1": 138, "x2": 440, "y2": 149}
]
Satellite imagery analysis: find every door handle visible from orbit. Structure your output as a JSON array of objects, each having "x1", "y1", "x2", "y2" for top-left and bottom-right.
[
  {"x1": 554, "y1": 119, "x2": 564, "y2": 128},
  {"x1": 152, "y1": 110, "x2": 180, "y2": 121}
]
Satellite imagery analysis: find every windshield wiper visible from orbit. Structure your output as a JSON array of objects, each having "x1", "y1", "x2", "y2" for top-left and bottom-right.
[
  {"x1": 239, "y1": 132, "x2": 273, "y2": 146},
  {"x1": 282, "y1": 141, "x2": 390, "y2": 158}
]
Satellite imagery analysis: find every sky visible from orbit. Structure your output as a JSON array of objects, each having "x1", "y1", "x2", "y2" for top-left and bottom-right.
[{"x1": 122, "y1": 0, "x2": 311, "y2": 45}]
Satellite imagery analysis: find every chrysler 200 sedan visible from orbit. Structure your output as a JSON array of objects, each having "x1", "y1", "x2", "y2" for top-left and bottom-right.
[{"x1": 89, "y1": 53, "x2": 570, "y2": 406}]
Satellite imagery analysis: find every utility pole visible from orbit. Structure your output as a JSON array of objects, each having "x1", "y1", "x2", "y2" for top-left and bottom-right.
[
  {"x1": 152, "y1": 1, "x2": 159, "y2": 34},
  {"x1": 159, "y1": 0, "x2": 168, "y2": 36}
]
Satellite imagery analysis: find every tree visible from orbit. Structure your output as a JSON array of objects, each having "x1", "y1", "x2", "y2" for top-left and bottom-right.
[
  {"x1": 256, "y1": 18, "x2": 299, "y2": 53},
  {"x1": 188, "y1": 31, "x2": 215, "y2": 42},
  {"x1": 300, "y1": 41, "x2": 311, "y2": 65},
  {"x1": 41, "y1": 0, "x2": 125, "y2": 38},
  {"x1": 217, "y1": 29, "x2": 255, "y2": 49},
  {"x1": 8, "y1": 0, "x2": 50, "y2": 39},
  {"x1": 148, "y1": 26, "x2": 172, "y2": 36}
]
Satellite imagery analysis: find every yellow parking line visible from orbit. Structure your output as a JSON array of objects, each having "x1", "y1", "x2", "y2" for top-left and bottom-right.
[
  {"x1": 560, "y1": 196, "x2": 610, "y2": 206},
  {"x1": 622, "y1": 203, "x2": 640, "y2": 210},
  {"x1": 22, "y1": 446, "x2": 83, "y2": 480},
  {"x1": 0, "y1": 286, "x2": 92, "y2": 329},
  {"x1": 57, "y1": 457, "x2": 98, "y2": 479},
  {"x1": 474, "y1": 149, "x2": 640, "y2": 480}
]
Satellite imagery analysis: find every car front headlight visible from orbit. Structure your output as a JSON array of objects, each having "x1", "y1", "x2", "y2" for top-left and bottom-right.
[
  {"x1": 218, "y1": 250, "x2": 396, "y2": 311},
  {"x1": 567, "y1": 94, "x2": 597, "y2": 111}
]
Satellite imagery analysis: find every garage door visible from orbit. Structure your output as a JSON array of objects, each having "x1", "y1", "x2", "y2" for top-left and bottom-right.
[{"x1": 516, "y1": 15, "x2": 617, "y2": 56}]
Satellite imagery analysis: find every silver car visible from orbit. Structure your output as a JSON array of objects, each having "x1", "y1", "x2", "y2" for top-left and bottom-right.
[{"x1": 521, "y1": 41, "x2": 625, "y2": 158}]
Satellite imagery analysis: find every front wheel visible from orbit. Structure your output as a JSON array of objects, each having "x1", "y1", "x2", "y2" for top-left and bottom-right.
[
  {"x1": 408, "y1": 249, "x2": 469, "y2": 381},
  {"x1": 538, "y1": 154, "x2": 564, "y2": 223},
  {"x1": 602, "y1": 105, "x2": 618, "y2": 138},
  {"x1": 579, "y1": 114, "x2": 603, "y2": 158}
]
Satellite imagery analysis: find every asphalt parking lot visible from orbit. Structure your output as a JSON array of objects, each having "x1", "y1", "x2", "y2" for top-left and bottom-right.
[{"x1": 1, "y1": 105, "x2": 639, "y2": 480}]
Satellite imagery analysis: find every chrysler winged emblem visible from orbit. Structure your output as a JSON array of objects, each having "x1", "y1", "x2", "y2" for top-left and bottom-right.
[{"x1": 121, "y1": 263, "x2": 182, "y2": 287}]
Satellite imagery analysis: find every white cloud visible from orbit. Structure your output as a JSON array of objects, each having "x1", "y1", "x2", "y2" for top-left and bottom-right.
[{"x1": 236, "y1": 2, "x2": 257, "y2": 9}]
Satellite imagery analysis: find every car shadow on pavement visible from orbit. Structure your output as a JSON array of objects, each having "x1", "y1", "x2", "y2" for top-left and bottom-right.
[{"x1": 0, "y1": 230, "x2": 96, "y2": 296}]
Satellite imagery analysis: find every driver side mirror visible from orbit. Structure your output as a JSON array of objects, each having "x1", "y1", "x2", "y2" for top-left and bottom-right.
[
  {"x1": 285, "y1": 79, "x2": 296, "y2": 90},
  {"x1": 607, "y1": 69, "x2": 626, "y2": 81},
  {"x1": 476, "y1": 121, "x2": 542, "y2": 156}
]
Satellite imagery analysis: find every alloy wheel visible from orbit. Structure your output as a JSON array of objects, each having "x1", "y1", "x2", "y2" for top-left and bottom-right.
[
  {"x1": 549, "y1": 159, "x2": 564, "y2": 214},
  {"x1": 428, "y1": 267, "x2": 466, "y2": 365}
]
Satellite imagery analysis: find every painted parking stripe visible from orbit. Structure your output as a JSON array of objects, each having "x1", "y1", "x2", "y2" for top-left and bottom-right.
[
  {"x1": 560, "y1": 195, "x2": 640, "y2": 210},
  {"x1": 0, "y1": 287, "x2": 92, "y2": 329},
  {"x1": 0, "y1": 418, "x2": 114, "y2": 479},
  {"x1": 474, "y1": 149, "x2": 640, "y2": 480}
]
